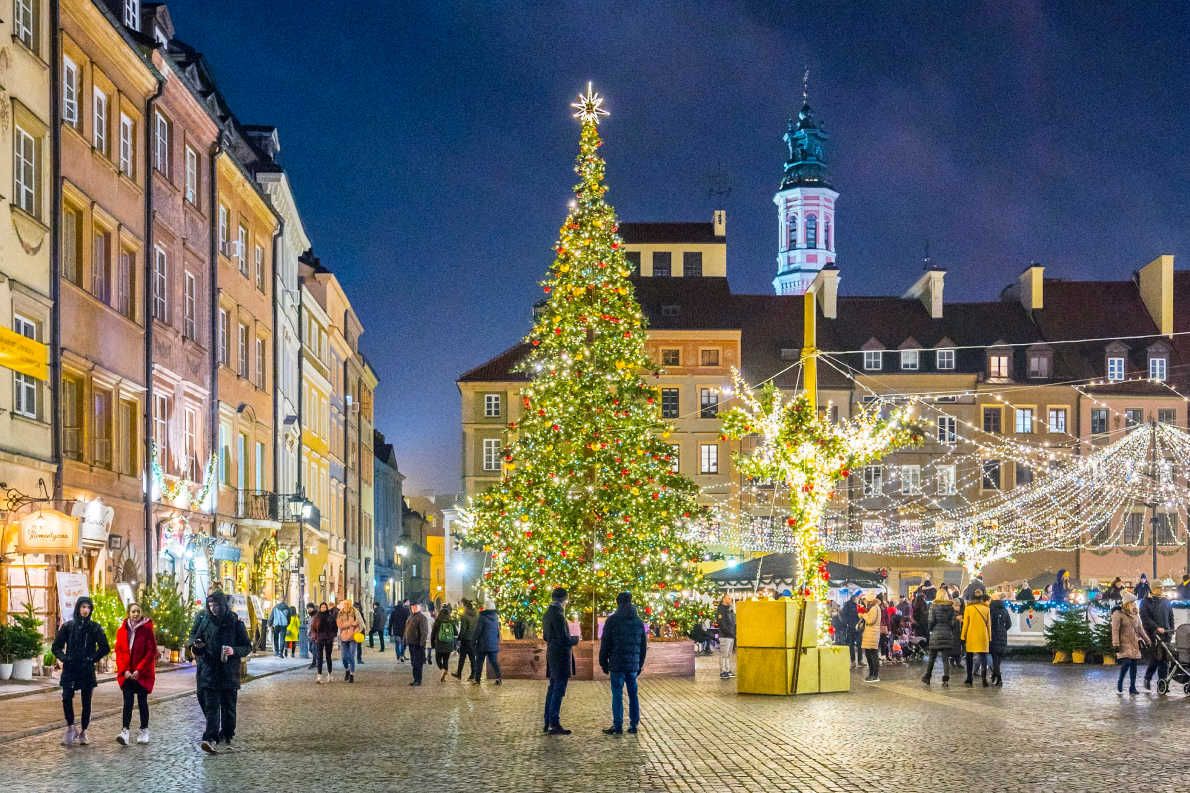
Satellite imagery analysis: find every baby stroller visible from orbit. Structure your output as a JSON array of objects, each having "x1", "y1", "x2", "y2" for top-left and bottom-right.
[{"x1": 1152, "y1": 623, "x2": 1190, "y2": 695}]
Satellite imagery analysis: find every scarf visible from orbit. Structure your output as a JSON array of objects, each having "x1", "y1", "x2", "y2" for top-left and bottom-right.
[{"x1": 126, "y1": 616, "x2": 148, "y2": 648}]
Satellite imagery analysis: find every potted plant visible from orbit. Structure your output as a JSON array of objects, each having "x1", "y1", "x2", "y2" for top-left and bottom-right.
[
  {"x1": 0, "y1": 624, "x2": 12, "y2": 680},
  {"x1": 1091, "y1": 616, "x2": 1116, "y2": 665},
  {"x1": 41, "y1": 650, "x2": 58, "y2": 679},
  {"x1": 7, "y1": 604, "x2": 44, "y2": 681},
  {"x1": 1044, "y1": 606, "x2": 1091, "y2": 664},
  {"x1": 139, "y1": 574, "x2": 192, "y2": 662},
  {"x1": 90, "y1": 588, "x2": 125, "y2": 671}
]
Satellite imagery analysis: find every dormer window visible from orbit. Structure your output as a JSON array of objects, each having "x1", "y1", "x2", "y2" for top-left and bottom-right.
[
  {"x1": 900, "y1": 350, "x2": 919, "y2": 371},
  {"x1": 936, "y1": 348, "x2": 955, "y2": 370},
  {"x1": 1149, "y1": 356, "x2": 1167, "y2": 382},
  {"x1": 1027, "y1": 350, "x2": 1052, "y2": 379},
  {"x1": 863, "y1": 350, "x2": 882, "y2": 371},
  {"x1": 987, "y1": 351, "x2": 1011, "y2": 379},
  {"x1": 124, "y1": 0, "x2": 141, "y2": 30},
  {"x1": 660, "y1": 304, "x2": 679, "y2": 318},
  {"x1": 652, "y1": 251, "x2": 672, "y2": 278},
  {"x1": 1106, "y1": 356, "x2": 1125, "y2": 382}
]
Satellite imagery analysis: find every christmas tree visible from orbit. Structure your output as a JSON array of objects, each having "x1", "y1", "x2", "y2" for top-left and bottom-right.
[
  {"x1": 1043, "y1": 606, "x2": 1092, "y2": 655},
  {"x1": 464, "y1": 85, "x2": 708, "y2": 633}
]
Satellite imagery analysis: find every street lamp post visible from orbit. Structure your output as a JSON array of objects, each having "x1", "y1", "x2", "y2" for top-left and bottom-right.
[{"x1": 396, "y1": 544, "x2": 409, "y2": 603}]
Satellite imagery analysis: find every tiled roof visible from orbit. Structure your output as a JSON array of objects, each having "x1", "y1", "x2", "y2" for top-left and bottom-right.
[
  {"x1": 457, "y1": 343, "x2": 530, "y2": 383},
  {"x1": 619, "y1": 222, "x2": 722, "y2": 244}
]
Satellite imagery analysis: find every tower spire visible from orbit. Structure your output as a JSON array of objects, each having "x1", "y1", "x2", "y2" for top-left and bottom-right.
[{"x1": 802, "y1": 67, "x2": 810, "y2": 105}]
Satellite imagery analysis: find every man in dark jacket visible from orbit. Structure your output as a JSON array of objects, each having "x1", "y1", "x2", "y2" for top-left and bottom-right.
[
  {"x1": 188, "y1": 590, "x2": 252, "y2": 753},
  {"x1": 452, "y1": 600, "x2": 479, "y2": 680},
  {"x1": 920, "y1": 595, "x2": 956, "y2": 686},
  {"x1": 542, "y1": 588, "x2": 579, "y2": 735},
  {"x1": 599, "y1": 592, "x2": 648, "y2": 734},
  {"x1": 917, "y1": 578, "x2": 938, "y2": 603},
  {"x1": 1140, "y1": 588, "x2": 1174, "y2": 691},
  {"x1": 52, "y1": 595, "x2": 110, "y2": 746},
  {"x1": 403, "y1": 602, "x2": 430, "y2": 686},
  {"x1": 962, "y1": 574, "x2": 988, "y2": 602},
  {"x1": 470, "y1": 600, "x2": 502, "y2": 684},
  {"x1": 715, "y1": 594, "x2": 736, "y2": 679},
  {"x1": 988, "y1": 595, "x2": 1012, "y2": 686},
  {"x1": 388, "y1": 599, "x2": 410, "y2": 662},
  {"x1": 368, "y1": 602, "x2": 386, "y2": 652}
]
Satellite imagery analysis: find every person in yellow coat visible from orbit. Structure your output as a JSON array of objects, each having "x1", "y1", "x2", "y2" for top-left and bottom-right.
[
  {"x1": 284, "y1": 608, "x2": 300, "y2": 658},
  {"x1": 960, "y1": 590, "x2": 991, "y2": 687},
  {"x1": 860, "y1": 597, "x2": 882, "y2": 683}
]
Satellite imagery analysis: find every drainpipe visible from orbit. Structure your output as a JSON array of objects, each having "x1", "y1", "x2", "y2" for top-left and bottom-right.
[
  {"x1": 49, "y1": 0, "x2": 63, "y2": 502},
  {"x1": 208, "y1": 140, "x2": 223, "y2": 521},
  {"x1": 142, "y1": 73, "x2": 165, "y2": 584},
  {"x1": 296, "y1": 283, "x2": 305, "y2": 610},
  {"x1": 270, "y1": 220, "x2": 283, "y2": 502}
]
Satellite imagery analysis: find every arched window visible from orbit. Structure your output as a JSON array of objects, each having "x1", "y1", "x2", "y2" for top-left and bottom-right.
[
  {"x1": 787, "y1": 214, "x2": 797, "y2": 249},
  {"x1": 806, "y1": 215, "x2": 818, "y2": 248},
  {"x1": 824, "y1": 218, "x2": 831, "y2": 251}
]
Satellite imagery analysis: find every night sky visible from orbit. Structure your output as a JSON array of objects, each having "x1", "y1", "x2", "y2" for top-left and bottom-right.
[{"x1": 164, "y1": 1, "x2": 1190, "y2": 494}]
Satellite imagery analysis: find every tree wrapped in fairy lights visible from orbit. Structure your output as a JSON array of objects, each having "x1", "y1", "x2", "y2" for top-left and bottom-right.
[
  {"x1": 719, "y1": 371, "x2": 923, "y2": 605},
  {"x1": 463, "y1": 85, "x2": 709, "y2": 632}
]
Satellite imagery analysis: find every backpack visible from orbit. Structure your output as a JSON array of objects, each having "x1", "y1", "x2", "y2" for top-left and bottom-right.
[{"x1": 438, "y1": 619, "x2": 458, "y2": 645}]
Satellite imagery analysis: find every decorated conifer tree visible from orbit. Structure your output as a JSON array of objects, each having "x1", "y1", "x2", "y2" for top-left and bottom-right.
[{"x1": 464, "y1": 85, "x2": 708, "y2": 633}]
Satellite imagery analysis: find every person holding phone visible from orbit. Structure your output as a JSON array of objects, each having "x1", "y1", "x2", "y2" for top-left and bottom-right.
[
  {"x1": 188, "y1": 591, "x2": 251, "y2": 754},
  {"x1": 114, "y1": 602, "x2": 157, "y2": 746},
  {"x1": 542, "y1": 588, "x2": 579, "y2": 735}
]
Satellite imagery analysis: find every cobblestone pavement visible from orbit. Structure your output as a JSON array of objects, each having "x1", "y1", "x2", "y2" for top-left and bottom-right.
[{"x1": 1, "y1": 650, "x2": 1186, "y2": 793}]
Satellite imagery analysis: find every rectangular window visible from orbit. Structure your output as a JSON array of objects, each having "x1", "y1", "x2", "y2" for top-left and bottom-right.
[
  {"x1": 255, "y1": 338, "x2": 265, "y2": 389},
  {"x1": 900, "y1": 350, "x2": 919, "y2": 371},
  {"x1": 12, "y1": 314, "x2": 38, "y2": 418},
  {"x1": 936, "y1": 465, "x2": 956, "y2": 496},
  {"x1": 183, "y1": 407, "x2": 198, "y2": 479},
  {"x1": 62, "y1": 56, "x2": 79, "y2": 127},
  {"x1": 14, "y1": 0, "x2": 35, "y2": 49},
  {"x1": 119, "y1": 399, "x2": 137, "y2": 475},
  {"x1": 183, "y1": 272, "x2": 197, "y2": 340},
  {"x1": 184, "y1": 146, "x2": 198, "y2": 204},
  {"x1": 62, "y1": 205, "x2": 81, "y2": 283},
  {"x1": 1121, "y1": 513, "x2": 1143, "y2": 545},
  {"x1": 254, "y1": 245, "x2": 265, "y2": 291},
  {"x1": 699, "y1": 348, "x2": 720, "y2": 367},
  {"x1": 482, "y1": 438, "x2": 500, "y2": 471},
  {"x1": 123, "y1": 0, "x2": 140, "y2": 30},
  {"x1": 661, "y1": 348, "x2": 680, "y2": 367},
  {"x1": 119, "y1": 113, "x2": 134, "y2": 176},
  {"x1": 699, "y1": 387, "x2": 719, "y2": 418},
  {"x1": 92, "y1": 388, "x2": 112, "y2": 468},
  {"x1": 1124, "y1": 408, "x2": 1143, "y2": 427},
  {"x1": 1154, "y1": 513, "x2": 1177, "y2": 546},
  {"x1": 1106, "y1": 356, "x2": 1125, "y2": 382},
  {"x1": 900, "y1": 464, "x2": 921, "y2": 495},
  {"x1": 863, "y1": 350, "x2": 882, "y2": 371},
  {"x1": 1149, "y1": 357, "x2": 1167, "y2": 382},
  {"x1": 153, "y1": 392, "x2": 170, "y2": 463},
  {"x1": 981, "y1": 459, "x2": 1002, "y2": 490},
  {"x1": 935, "y1": 348, "x2": 955, "y2": 370},
  {"x1": 1016, "y1": 463, "x2": 1033, "y2": 487},
  {"x1": 93, "y1": 88, "x2": 108, "y2": 155},
  {"x1": 1014, "y1": 408, "x2": 1034, "y2": 434},
  {"x1": 153, "y1": 110, "x2": 169, "y2": 175},
  {"x1": 652, "y1": 251, "x2": 671, "y2": 277},
  {"x1": 219, "y1": 424, "x2": 231, "y2": 485},
  {"x1": 13, "y1": 126, "x2": 38, "y2": 217},
  {"x1": 682, "y1": 251, "x2": 702, "y2": 277},
  {"x1": 699, "y1": 443, "x2": 718, "y2": 474},
  {"x1": 218, "y1": 205, "x2": 229, "y2": 255},
  {"x1": 936, "y1": 416, "x2": 956, "y2": 445},
  {"x1": 91, "y1": 229, "x2": 111, "y2": 303},
  {"x1": 1158, "y1": 408, "x2": 1177, "y2": 425},
  {"x1": 217, "y1": 309, "x2": 229, "y2": 364},
  {"x1": 661, "y1": 388, "x2": 679, "y2": 419},
  {"x1": 862, "y1": 465, "x2": 883, "y2": 497},
  {"x1": 152, "y1": 246, "x2": 168, "y2": 321},
  {"x1": 236, "y1": 433, "x2": 247, "y2": 491},
  {"x1": 1091, "y1": 407, "x2": 1109, "y2": 435},
  {"x1": 237, "y1": 225, "x2": 248, "y2": 275},
  {"x1": 982, "y1": 407, "x2": 1001, "y2": 434},
  {"x1": 624, "y1": 251, "x2": 640, "y2": 272},
  {"x1": 255, "y1": 441, "x2": 265, "y2": 490},
  {"x1": 237, "y1": 323, "x2": 249, "y2": 378},
  {"x1": 1027, "y1": 354, "x2": 1050, "y2": 379},
  {"x1": 62, "y1": 374, "x2": 82, "y2": 460},
  {"x1": 483, "y1": 393, "x2": 501, "y2": 417},
  {"x1": 669, "y1": 445, "x2": 680, "y2": 474},
  {"x1": 1047, "y1": 407, "x2": 1067, "y2": 434},
  {"x1": 987, "y1": 353, "x2": 1010, "y2": 379}
]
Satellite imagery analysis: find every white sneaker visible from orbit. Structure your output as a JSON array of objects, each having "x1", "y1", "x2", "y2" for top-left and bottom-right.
[
  {"x1": 77, "y1": 729, "x2": 91, "y2": 745},
  {"x1": 117, "y1": 728, "x2": 130, "y2": 746},
  {"x1": 315, "y1": 672, "x2": 323, "y2": 683},
  {"x1": 62, "y1": 726, "x2": 76, "y2": 747},
  {"x1": 136, "y1": 728, "x2": 150, "y2": 745}
]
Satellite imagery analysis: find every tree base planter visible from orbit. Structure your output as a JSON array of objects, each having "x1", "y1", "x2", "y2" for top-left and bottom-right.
[
  {"x1": 497, "y1": 639, "x2": 694, "y2": 680},
  {"x1": 1102, "y1": 654, "x2": 1116, "y2": 666},
  {"x1": 0, "y1": 663, "x2": 12, "y2": 681},
  {"x1": 1071, "y1": 649, "x2": 1087, "y2": 664},
  {"x1": 1052, "y1": 651, "x2": 1069, "y2": 663},
  {"x1": 11, "y1": 658, "x2": 34, "y2": 681}
]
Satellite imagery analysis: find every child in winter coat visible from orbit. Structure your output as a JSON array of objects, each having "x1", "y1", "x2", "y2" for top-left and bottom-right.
[{"x1": 285, "y1": 609, "x2": 300, "y2": 657}]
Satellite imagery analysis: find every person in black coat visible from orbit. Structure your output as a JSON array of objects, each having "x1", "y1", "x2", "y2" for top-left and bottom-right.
[
  {"x1": 368, "y1": 602, "x2": 386, "y2": 652},
  {"x1": 470, "y1": 601, "x2": 502, "y2": 684},
  {"x1": 52, "y1": 595, "x2": 110, "y2": 746},
  {"x1": 388, "y1": 600, "x2": 410, "y2": 662},
  {"x1": 920, "y1": 594, "x2": 956, "y2": 686},
  {"x1": 599, "y1": 592, "x2": 648, "y2": 735},
  {"x1": 542, "y1": 587, "x2": 579, "y2": 735},
  {"x1": 917, "y1": 578, "x2": 938, "y2": 604},
  {"x1": 1139, "y1": 589, "x2": 1174, "y2": 691},
  {"x1": 839, "y1": 594, "x2": 860, "y2": 668},
  {"x1": 911, "y1": 592, "x2": 930, "y2": 642},
  {"x1": 988, "y1": 595, "x2": 1012, "y2": 686},
  {"x1": 188, "y1": 590, "x2": 252, "y2": 753}
]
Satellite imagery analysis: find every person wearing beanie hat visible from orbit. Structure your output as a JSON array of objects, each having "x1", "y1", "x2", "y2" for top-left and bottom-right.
[
  {"x1": 542, "y1": 587, "x2": 579, "y2": 735},
  {"x1": 1112, "y1": 591, "x2": 1148, "y2": 694},
  {"x1": 470, "y1": 598, "x2": 503, "y2": 685},
  {"x1": 52, "y1": 595, "x2": 110, "y2": 746},
  {"x1": 599, "y1": 591, "x2": 648, "y2": 734}
]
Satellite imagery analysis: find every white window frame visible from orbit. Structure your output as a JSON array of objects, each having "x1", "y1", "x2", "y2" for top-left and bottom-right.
[
  {"x1": 900, "y1": 349, "x2": 919, "y2": 371},
  {"x1": 936, "y1": 415, "x2": 956, "y2": 445},
  {"x1": 936, "y1": 348, "x2": 955, "y2": 370},
  {"x1": 183, "y1": 406, "x2": 198, "y2": 477},
  {"x1": 123, "y1": 0, "x2": 140, "y2": 30},
  {"x1": 1106, "y1": 356, "x2": 1125, "y2": 382},
  {"x1": 988, "y1": 353, "x2": 1010, "y2": 379},
  {"x1": 119, "y1": 112, "x2": 134, "y2": 176},
  {"x1": 93, "y1": 88, "x2": 108, "y2": 155},
  {"x1": 862, "y1": 465, "x2": 883, "y2": 497},
  {"x1": 217, "y1": 308, "x2": 229, "y2": 365},
  {"x1": 255, "y1": 441, "x2": 265, "y2": 490},
  {"x1": 699, "y1": 443, "x2": 718, "y2": 474},
  {"x1": 153, "y1": 110, "x2": 169, "y2": 174},
  {"x1": 14, "y1": 0, "x2": 34, "y2": 49},
  {"x1": 183, "y1": 272, "x2": 197, "y2": 340},
  {"x1": 152, "y1": 245, "x2": 168, "y2": 321},
  {"x1": 255, "y1": 337, "x2": 265, "y2": 389},
  {"x1": 254, "y1": 244, "x2": 265, "y2": 290},
  {"x1": 13, "y1": 125, "x2": 37, "y2": 216},
  {"x1": 1149, "y1": 356, "x2": 1167, "y2": 382},
  {"x1": 218, "y1": 205, "x2": 229, "y2": 254},
  {"x1": 62, "y1": 56, "x2": 79, "y2": 127},
  {"x1": 1048, "y1": 407, "x2": 1067, "y2": 434},
  {"x1": 900, "y1": 464, "x2": 922, "y2": 495},
  {"x1": 153, "y1": 392, "x2": 170, "y2": 459},
  {"x1": 237, "y1": 323, "x2": 249, "y2": 378},
  {"x1": 936, "y1": 465, "x2": 956, "y2": 496},
  {"x1": 670, "y1": 445, "x2": 680, "y2": 474},
  {"x1": 1014, "y1": 407, "x2": 1034, "y2": 434},
  {"x1": 237, "y1": 224, "x2": 248, "y2": 275},
  {"x1": 116, "y1": 249, "x2": 132, "y2": 319},
  {"x1": 483, "y1": 393, "x2": 501, "y2": 417},
  {"x1": 481, "y1": 438, "x2": 501, "y2": 471},
  {"x1": 12, "y1": 314, "x2": 38, "y2": 418},
  {"x1": 184, "y1": 145, "x2": 198, "y2": 204},
  {"x1": 1027, "y1": 353, "x2": 1050, "y2": 379},
  {"x1": 863, "y1": 350, "x2": 882, "y2": 371}
]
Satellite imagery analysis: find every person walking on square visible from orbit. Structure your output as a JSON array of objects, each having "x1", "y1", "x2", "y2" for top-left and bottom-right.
[
  {"x1": 961, "y1": 591, "x2": 991, "y2": 687},
  {"x1": 599, "y1": 591, "x2": 648, "y2": 735},
  {"x1": 949, "y1": 596, "x2": 966, "y2": 670},
  {"x1": 452, "y1": 599, "x2": 479, "y2": 680},
  {"x1": 52, "y1": 595, "x2": 110, "y2": 747},
  {"x1": 404, "y1": 601, "x2": 430, "y2": 686},
  {"x1": 304, "y1": 603, "x2": 318, "y2": 668},
  {"x1": 1139, "y1": 586, "x2": 1173, "y2": 692},
  {"x1": 432, "y1": 603, "x2": 458, "y2": 682},
  {"x1": 715, "y1": 594, "x2": 736, "y2": 679},
  {"x1": 114, "y1": 602, "x2": 157, "y2": 746},
  {"x1": 389, "y1": 599, "x2": 410, "y2": 662},
  {"x1": 860, "y1": 595, "x2": 881, "y2": 682},
  {"x1": 336, "y1": 600, "x2": 362, "y2": 683},
  {"x1": 269, "y1": 599, "x2": 289, "y2": 658},
  {"x1": 188, "y1": 590, "x2": 252, "y2": 754},
  {"x1": 1111, "y1": 592, "x2": 1148, "y2": 695},
  {"x1": 1134, "y1": 573, "x2": 1151, "y2": 602},
  {"x1": 840, "y1": 593, "x2": 861, "y2": 668},
  {"x1": 284, "y1": 607, "x2": 300, "y2": 657},
  {"x1": 470, "y1": 599, "x2": 503, "y2": 685},
  {"x1": 368, "y1": 602, "x2": 387, "y2": 653},
  {"x1": 311, "y1": 602, "x2": 337, "y2": 683},
  {"x1": 543, "y1": 588, "x2": 579, "y2": 734},
  {"x1": 920, "y1": 591, "x2": 955, "y2": 687},
  {"x1": 988, "y1": 593, "x2": 1011, "y2": 686}
]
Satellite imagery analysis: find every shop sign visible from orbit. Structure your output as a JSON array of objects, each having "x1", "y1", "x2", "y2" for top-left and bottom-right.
[
  {"x1": 14, "y1": 509, "x2": 79, "y2": 554},
  {"x1": 55, "y1": 571, "x2": 90, "y2": 624},
  {"x1": 0, "y1": 325, "x2": 49, "y2": 381},
  {"x1": 72, "y1": 498, "x2": 115, "y2": 546}
]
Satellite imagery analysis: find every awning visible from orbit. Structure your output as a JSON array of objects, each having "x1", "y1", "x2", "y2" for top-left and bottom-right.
[
  {"x1": 705, "y1": 553, "x2": 884, "y2": 589},
  {"x1": 213, "y1": 545, "x2": 242, "y2": 562}
]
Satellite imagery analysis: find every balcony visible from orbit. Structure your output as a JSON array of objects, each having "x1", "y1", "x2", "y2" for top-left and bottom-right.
[{"x1": 235, "y1": 489, "x2": 282, "y2": 522}]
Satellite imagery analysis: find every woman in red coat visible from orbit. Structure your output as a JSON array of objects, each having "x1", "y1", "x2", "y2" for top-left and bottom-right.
[{"x1": 114, "y1": 602, "x2": 157, "y2": 746}]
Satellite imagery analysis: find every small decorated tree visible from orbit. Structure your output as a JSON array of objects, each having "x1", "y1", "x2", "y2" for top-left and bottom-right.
[
  {"x1": 1044, "y1": 606, "x2": 1092, "y2": 658},
  {"x1": 140, "y1": 574, "x2": 193, "y2": 652},
  {"x1": 90, "y1": 588, "x2": 126, "y2": 647}
]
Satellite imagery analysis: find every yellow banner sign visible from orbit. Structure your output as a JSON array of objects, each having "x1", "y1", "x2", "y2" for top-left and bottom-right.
[
  {"x1": 14, "y1": 509, "x2": 80, "y2": 555},
  {"x1": 0, "y1": 325, "x2": 49, "y2": 381}
]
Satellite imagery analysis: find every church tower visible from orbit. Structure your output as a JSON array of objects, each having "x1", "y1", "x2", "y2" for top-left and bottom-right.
[{"x1": 772, "y1": 78, "x2": 838, "y2": 296}]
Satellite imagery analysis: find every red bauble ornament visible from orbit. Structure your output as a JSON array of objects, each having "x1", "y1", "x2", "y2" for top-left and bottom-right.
[
  {"x1": 543, "y1": 286, "x2": 551, "y2": 294},
  {"x1": 531, "y1": 339, "x2": 540, "y2": 347},
  {"x1": 551, "y1": 424, "x2": 560, "y2": 431}
]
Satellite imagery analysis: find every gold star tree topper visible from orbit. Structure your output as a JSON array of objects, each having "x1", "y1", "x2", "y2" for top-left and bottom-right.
[{"x1": 571, "y1": 81, "x2": 609, "y2": 124}]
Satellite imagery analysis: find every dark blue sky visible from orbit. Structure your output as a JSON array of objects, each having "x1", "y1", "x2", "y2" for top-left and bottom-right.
[{"x1": 166, "y1": 1, "x2": 1190, "y2": 493}]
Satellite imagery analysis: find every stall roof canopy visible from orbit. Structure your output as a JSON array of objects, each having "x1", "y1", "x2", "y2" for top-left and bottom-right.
[{"x1": 706, "y1": 554, "x2": 884, "y2": 589}]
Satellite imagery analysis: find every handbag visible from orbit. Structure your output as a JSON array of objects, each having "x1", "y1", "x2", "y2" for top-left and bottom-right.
[{"x1": 352, "y1": 631, "x2": 366, "y2": 644}]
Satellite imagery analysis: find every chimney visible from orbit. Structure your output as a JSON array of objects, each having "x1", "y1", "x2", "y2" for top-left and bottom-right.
[
  {"x1": 1136, "y1": 254, "x2": 1174, "y2": 337},
  {"x1": 903, "y1": 266, "x2": 945, "y2": 319},
  {"x1": 813, "y1": 265, "x2": 839, "y2": 319},
  {"x1": 1018, "y1": 262, "x2": 1044, "y2": 312},
  {"x1": 242, "y1": 125, "x2": 281, "y2": 162},
  {"x1": 712, "y1": 210, "x2": 726, "y2": 238}
]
